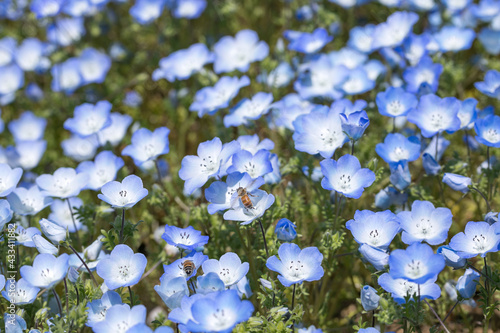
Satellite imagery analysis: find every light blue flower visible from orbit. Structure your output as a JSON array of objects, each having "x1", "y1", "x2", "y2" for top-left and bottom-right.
[
  {"x1": 437, "y1": 245, "x2": 466, "y2": 269},
  {"x1": 269, "y1": 94, "x2": 315, "y2": 131},
  {"x1": 389, "y1": 161, "x2": 411, "y2": 191},
  {"x1": 402, "y1": 33, "x2": 431, "y2": 66},
  {"x1": 98, "y1": 112, "x2": 133, "y2": 147},
  {"x1": 20, "y1": 253, "x2": 69, "y2": 289},
  {"x1": 202, "y1": 252, "x2": 249, "y2": 287},
  {"x1": 285, "y1": 28, "x2": 333, "y2": 54},
  {"x1": 8, "y1": 111, "x2": 47, "y2": 142},
  {"x1": 130, "y1": 0, "x2": 165, "y2": 24},
  {"x1": 122, "y1": 127, "x2": 170, "y2": 166},
  {"x1": 378, "y1": 272, "x2": 441, "y2": 304},
  {"x1": 213, "y1": 30, "x2": 268, "y2": 74},
  {"x1": 0, "y1": 200, "x2": 12, "y2": 231},
  {"x1": 7, "y1": 186, "x2": 52, "y2": 216},
  {"x1": 155, "y1": 275, "x2": 189, "y2": 310},
  {"x1": 358, "y1": 244, "x2": 389, "y2": 270},
  {"x1": 371, "y1": 11, "x2": 419, "y2": 49},
  {"x1": 474, "y1": 70, "x2": 500, "y2": 99},
  {"x1": 347, "y1": 210, "x2": 400, "y2": 250},
  {"x1": 361, "y1": 285, "x2": 380, "y2": 311},
  {"x1": 223, "y1": 92, "x2": 273, "y2": 127},
  {"x1": 93, "y1": 304, "x2": 146, "y2": 333},
  {"x1": 48, "y1": 197, "x2": 84, "y2": 232},
  {"x1": 348, "y1": 24, "x2": 375, "y2": 54},
  {"x1": 275, "y1": 218, "x2": 297, "y2": 242},
  {"x1": 36, "y1": 167, "x2": 88, "y2": 199},
  {"x1": 236, "y1": 135, "x2": 274, "y2": 154},
  {"x1": 14, "y1": 38, "x2": 49, "y2": 71},
  {"x1": 340, "y1": 111, "x2": 369, "y2": 141},
  {"x1": 442, "y1": 173, "x2": 471, "y2": 193},
  {"x1": 320, "y1": 154, "x2": 375, "y2": 199},
  {"x1": 338, "y1": 67, "x2": 375, "y2": 95},
  {"x1": 78, "y1": 48, "x2": 111, "y2": 85},
  {"x1": 47, "y1": 17, "x2": 85, "y2": 46},
  {"x1": 86, "y1": 290, "x2": 122, "y2": 327},
  {"x1": 329, "y1": 47, "x2": 368, "y2": 69},
  {"x1": 227, "y1": 149, "x2": 273, "y2": 179},
  {"x1": 0, "y1": 63, "x2": 23, "y2": 96},
  {"x1": 61, "y1": 135, "x2": 99, "y2": 162},
  {"x1": 376, "y1": 87, "x2": 418, "y2": 118},
  {"x1": 457, "y1": 98, "x2": 478, "y2": 130},
  {"x1": 423, "y1": 135, "x2": 450, "y2": 161},
  {"x1": 64, "y1": 101, "x2": 112, "y2": 137},
  {"x1": 13, "y1": 225, "x2": 41, "y2": 247},
  {"x1": 196, "y1": 272, "x2": 225, "y2": 294},
  {"x1": 32, "y1": 234, "x2": 58, "y2": 255},
  {"x1": 258, "y1": 62, "x2": 294, "y2": 88},
  {"x1": 478, "y1": 28, "x2": 500, "y2": 55},
  {"x1": 51, "y1": 58, "x2": 82, "y2": 94},
  {"x1": 98, "y1": 175, "x2": 148, "y2": 208},
  {"x1": 374, "y1": 186, "x2": 407, "y2": 210},
  {"x1": 0, "y1": 163, "x2": 22, "y2": 197},
  {"x1": 223, "y1": 189, "x2": 275, "y2": 225},
  {"x1": 471, "y1": 0, "x2": 500, "y2": 21},
  {"x1": 4, "y1": 313, "x2": 27, "y2": 333},
  {"x1": 39, "y1": 218, "x2": 66, "y2": 244},
  {"x1": 403, "y1": 56, "x2": 443, "y2": 94},
  {"x1": 77, "y1": 151, "x2": 124, "y2": 191},
  {"x1": 167, "y1": 0, "x2": 206, "y2": 19},
  {"x1": 96, "y1": 244, "x2": 147, "y2": 290},
  {"x1": 456, "y1": 268, "x2": 480, "y2": 299},
  {"x1": 434, "y1": 26, "x2": 475, "y2": 52},
  {"x1": 474, "y1": 114, "x2": 500, "y2": 147},
  {"x1": 162, "y1": 225, "x2": 209, "y2": 251},
  {"x1": 1, "y1": 278, "x2": 40, "y2": 305},
  {"x1": 375, "y1": 133, "x2": 420, "y2": 164},
  {"x1": 450, "y1": 221, "x2": 500, "y2": 258},
  {"x1": 162, "y1": 251, "x2": 208, "y2": 280},
  {"x1": 30, "y1": 0, "x2": 64, "y2": 18},
  {"x1": 266, "y1": 243, "x2": 324, "y2": 287}
]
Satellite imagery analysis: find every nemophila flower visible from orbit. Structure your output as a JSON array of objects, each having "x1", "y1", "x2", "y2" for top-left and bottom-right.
[
  {"x1": 48, "y1": 197, "x2": 83, "y2": 232},
  {"x1": 61, "y1": 135, "x2": 99, "y2": 162},
  {"x1": 122, "y1": 127, "x2": 170, "y2": 166},
  {"x1": 196, "y1": 272, "x2": 225, "y2": 295},
  {"x1": 162, "y1": 251, "x2": 208, "y2": 280},
  {"x1": 378, "y1": 273, "x2": 441, "y2": 304},
  {"x1": 123, "y1": 91, "x2": 143, "y2": 108},
  {"x1": 93, "y1": 304, "x2": 146, "y2": 333},
  {"x1": 0, "y1": 200, "x2": 12, "y2": 230},
  {"x1": 407, "y1": 94, "x2": 461, "y2": 138},
  {"x1": 7, "y1": 186, "x2": 52, "y2": 216},
  {"x1": 361, "y1": 285, "x2": 380, "y2": 311},
  {"x1": 98, "y1": 113, "x2": 133, "y2": 147},
  {"x1": 374, "y1": 186, "x2": 407, "y2": 210},
  {"x1": 155, "y1": 275, "x2": 189, "y2": 310},
  {"x1": 397, "y1": 200, "x2": 452, "y2": 245},
  {"x1": 8, "y1": 111, "x2": 47, "y2": 142},
  {"x1": 0, "y1": 163, "x2": 22, "y2": 197},
  {"x1": 223, "y1": 92, "x2": 273, "y2": 127},
  {"x1": 348, "y1": 24, "x2": 375, "y2": 54},
  {"x1": 457, "y1": 268, "x2": 480, "y2": 299},
  {"x1": 86, "y1": 291, "x2": 122, "y2": 328},
  {"x1": 450, "y1": 221, "x2": 500, "y2": 258},
  {"x1": 162, "y1": 225, "x2": 209, "y2": 251},
  {"x1": 153, "y1": 43, "x2": 213, "y2": 82},
  {"x1": 223, "y1": 189, "x2": 275, "y2": 225},
  {"x1": 2, "y1": 278, "x2": 40, "y2": 305},
  {"x1": 63, "y1": 101, "x2": 112, "y2": 137},
  {"x1": 338, "y1": 67, "x2": 375, "y2": 95},
  {"x1": 375, "y1": 133, "x2": 420, "y2": 164},
  {"x1": 213, "y1": 29, "x2": 268, "y2": 74},
  {"x1": 292, "y1": 106, "x2": 348, "y2": 158},
  {"x1": 14, "y1": 38, "x2": 48, "y2": 72},
  {"x1": 98, "y1": 175, "x2": 148, "y2": 208},
  {"x1": 363, "y1": 60, "x2": 386, "y2": 81},
  {"x1": 4, "y1": 313, "x2": 26, "y2": 332},
  {"x1": 285, "y1": 28, "x2": 333, "y2": 54},
  {"x1": 227, "y1": 149, "x2": 273, "y2": 179},
  {"x1": 13, "y1": 225, "x2": 41, "y2": 247},
  {"x1": 340, "y1": 111, "x2": 369, "y2": 141},
  {"x1": 78, "y1": 48, "x2": 111, "y2": 85},
  {"x1": 330, "y1": 98, "x2": 367, "y2": 115},
  {"x1": 389, "y1": 161, "x2": 411, "y2": 191},
  {"x1": 442, "y1": 173, "x2": 471, "y2": 193},
  {"x1": 437, "y1": 246, "x2": 466, "y2": 269},
  {"x1": 485, "y1": 211, "x2": 498, "y2": 225},
  {"x1": 346, "y1": 210, "x2": 400, "y2": 250},
  {"x1": 402, "y1": 33, "x2": 431, "y2": 66},
  {"x1": 30, "y1": 0, "x2": 63, "y2": 18},
  {"x1": 0, "y1": 37, "x2": 16, "y2": 66},
  {"x1": 403, "y1": 56, "x2": 443, "y2": 94},
  {"x1": 47, "y1": 17, "x2": 85, "y2": 46},
  {"x1": 266, "y1": 243, "x2": 324, "y2": 287},
  {"x1": 167, "y1": 0, "x2": 207, "y2": 19},
  {"x1": 202, "y1": 252, "x2": 249, "y2": 287},
  {"x1": 258, "y1": 62, "x2": 294, "y2": 88},
  {"x1": 320, "y1": 154, "x2": 375, "y2": 199},
  {"x1": 329, "y1": 47, "x2": 368, "y2": 70},
  {"x1": 457, "y1": 98, "x2": 478, "y2": 130},
  {"x1": 32, "y1": 234, "x2": 58, "y2": 255},
  {"x1": 478, "y1": 28, "x2": 500, "y2": 55},
  {"x1": 39, "y1": 218, "x2": 66, "y2": 244},
  {"x1": 96, "y1": 244, "x2": 147, "y2": 290},
  {"x1": 20, "y1": 253, "x2": 69, "y2": 289},
  {"x1": 434, "y1": 26, "x2": 475, "y2": 52},
  {"x1": 36, "y1": 167, "x2": 88, "y2": 199},
  {"x1": 389, "y1": 242, "x2": 445, "y2": 284},
  {"x1": 376, "y1": 87, "x2": 418, "y2": 118},
  {"x1": 371, "y1": 11, "x2": 419, "y2": 49},
  {"x1": 179, "y1": 137, "x2": 240, "y2": 194},
  {"x1": 423, "y1": 135, "x2": 450, "y2": 161},
  {"x1": 130, "y1": 0, "x2": 165, "y2": 24},
  {"x1": 475, "y1": 70, "x2": 500, "y2": 99},
  {"x1": 471, "y1": 0, "x2": 500, "y2": 21},
  {"x1": 0, "y1": 63, "x2": 23, "y2": 96},
  {"x1": 236, "y1": 135, "x2": 274, "y2": 154},
  {"x1": 77, "y1": 151, "x2": 124, "y2": 191},
  {"x1": 298, "y1": 326, "x2": 323, "y2": 333},
  {"x1": 358, "y1": 329, "x2": 379, "y2": 333},
  {"x1": 190, "y1": 76, "x2": 250, "y2": 117},
  {"x1": 51, "y1": 58, "x2": 82, "y2": 94},
  {"x1": 474, "y1": 114, "x2": 500, "y2": 147},
  {"x1": 231, "y1": 275, "x2": 252, "y2": 298},
  {"x1": 275, "y1": 218, "x2": 297, "y2": 242}
]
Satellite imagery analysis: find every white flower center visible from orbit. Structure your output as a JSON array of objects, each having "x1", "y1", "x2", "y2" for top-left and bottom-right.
[
  {"x1": 485, "y1": 128, "x2": 500, "y2": 143},
  {"x1": 118, "y1": 264, "x2": 130, "y2": 279},
  {"x1": 338, "y1": 173, "x2": 352, "y2": 191},
  {"x1": 430, "y1": 113, "x2": 444, "y2": 130},
  {"x1": 405, "y1": 259, "x2": 425, "y2": 278},
  {"x1": 387, "y1": 100, "x2": 404, "y2": 116},
  {"x1": 415, "y1": 70, "x2": 434, "y2": 86},
  {"x1": 368, "y1": 229, "x2": 381, "y2": 246},
  {"x1": 199, "y1": 155, "x2": 219, "y2": 174},
  {"x1": 286, "y1": 259, "x2": 307, "y2": 279},
  {"x1": 472, "y1": 233, "x2": 489, "y2": 252},
  {"x1": 416, "y1": 218, "x2": 433, "y2": 236}
]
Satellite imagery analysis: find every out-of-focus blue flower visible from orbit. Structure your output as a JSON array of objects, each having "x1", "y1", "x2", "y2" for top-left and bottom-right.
[
  {"x1": 378, "y1": 272, "x2": 441, "y2": 304},
  {"x1": 47, "y1": 17, "x2": 85, "y2": 46},
  {"x1": 0, "y1": 63, "x2": 24, "y2": 96},
  {"x1": 162, "y1": 225, "x2": 209, "y2": 251},
  {"x1": 363, "y1": 59, "x2": 386, "y2": 81},
  {"x1": 403, "y1": 56, "x2": 443, "y2": 94},
  {"x1": 0, "y1": 37, "x2": 16, "y2": 66},
  {"x1": 269, "y1": 94, "x2": 315, "y2": 131},
  {"x1": 213, "y1": 29, "x2": 268, "y2": 74},
  {"x1": 78, "y1": 48, "x2": 111, "y2": 85},
  {"x1": 347, "y1": 210, "x2": 400, "y2": 250},
  {"x1": 64, "y1": 101, "x2": 112, "y2": 137},
  {"x1": 398, "y1": 201, "x2": 452, "y2": 246},
  {"x1": 478, "y1": 28, "x2": 500, "y2": 55},
  {"x1": 30, "y1": 0, "x2": 64, "y2": 18},
  {"x1": 358, "y1": 244, "x2": 389, "y2": 270},
  {"x1": 402, "y1": 33, "x2": 431, "y2": 66},
  {"x1": 14, "y1": 38, "x2": 49, "y2": 72},
  {"x1": 36, "y1": 167, "x2": 88, "y2": 199},
  {"x1": 284, "y1": 28, "x2": 333, "y2": 54},
  {"x1": 320, "y1": 154, "x2": 375, "y2": 199},
  {"x1": 4, "y1": 313, "x2": 27, "y2": 333},
  {"x1": 202, "y1": 252, "x2": 249, "y2": 287},
  {"x1": 293, "y1": 106, "x2": 348, "y2": 158},
  {"x1": 20, "y1": 253, "x2": 69, "y2": 289},
  {"x1": 8, "y1": 111, "x2": 47, "y2": 142},
  {"x1": 61, "y1": 135, "x2": 99, "y2": 162},
  {"x1": 237, "y1": 135, "x2": 274, "y2": 154},
  {"x1": 0, "y1": 200, "x2": 12, "y2": 231},
  {"x1": 227, "y1": 149, "x2": 273, "y2": 179},
  {"x1": 2, "y1": 278, "x2": 39, "y2": 305},
  {"x1": 450, "y1": 221, "x2": 500, "y2": 258},
  {"x1": 77, "y1": 151, "x2": 124, "y2": 191},
  {"x1": 86, "y1": 291, "x2": 122, "y2": 328},
  {"x1": 167, "y1": 0, "x2": 206, "y2": 19},
  {"x1": 443, "y1": 0, "x2": 472, "y2": 12},
  {"x1": 474, "y1": 114, "x2": 500, "y2": 147},
  {"x1": 196, "y1": 272, "x2": 225, "y2": 294},
  {"x1": 457, "y1": 268, "x2": 480, "y2": 299},
  {"x1": 361, "y1": 285, "x2": 380, "y2": 311},
  {"x1": 25, "y1": 83, "x2": 44, "y2": 101},
  {"x1": 374, "y1": 186, "x2": 407, "y2": 209},
  {"x1": 457, "y1": 98, "x2": 478, "y2": 130},
  {"x1": 122, "y1": 127, "x2": 170, "y2": 165},
  {"x1": 423, "y1": 135, "x2": 450, "y2": 162},
  {"x1": 224, "y1": 92, "x2": 273, "y2": 127},
  {"x1": 275, "y1": 218, "x2": 297, "y2": 242},
  {"x1": 190, "y1": 76, "x2": 250, "y2": 117},
  {"x1": 179, "y1": 137, "x2": 240, "y2": 194},
  {"x1": 389, "y1": 242, "x2": 445, "y2": 284},
  {"x1": 434, "y1": 26, "x2": 475, "y2": 52},
  {"x1": 153, "y1": 43, "x2": 214, "y2": 82},
  {"x1": 474, "y1": 70, "x2": 500, "y2": 99},
  {"x1": 376, "y1": 133, "x2": 420, "y2": 164},
  {"x1": 7, "y1": 186, "x2": 52, "y2": 216},
  {"x1": 340, "y1": 111, "x2": 369, "y2": 141},
  {"x1": 154, "y1": 275, "x2": 189, "y2": 310},
  {"x1": 98, "y1": 112, "x2": 133, "y2": 147},
  {"x1": 389, "y1": 161, "x2": 411, "y2": 191},
  {"x1": 348, "y1": 24, "x2": 375, "y2": 54},
  {"x1": 162, "y1": 251, "x2": 208, "y2": 280},
  {"x1": 130, "y1": 0, "x2": 165, "y2": 24},
  {"x1": 98, "y1": 175, "x2": 148, "y2": 208},
  {"x1": 51, "y1": 58, "x2": 82, "y2": 94},
  {"x1": 123, "y1": 91, "x2": 142, "y2": 107},
  {"x1": 442, "y1": 173, "x2": 471, "y2": 193},
  {"x1": 371, "y1": 11, "x2": 419, "y2": 49},
  {"x1": 422, "y1": 153, "x2": 441, "y2": 176},
  {"x1": 266, "y1": 243, "x2": 324, "y2": 287},
  {"x1": 258, "y1": 62, "x2": 294, "y2": 88},
  {"x1": 0, "y1": 163, "x2": 22, "y2": 197},
  {"x1": 437, "y1": 245, "x2": 467, "y2": 269},
  {"x1": 93, "y1": 304, "x2": 146, "y2": 333},
  {"x1": 338, "y1": 67, "x2": 375, "y2": 95},
  {"x1": 376, "y1": 87, "x2": 417, "y2": 118},
  {"x1": 223, "y1": 189, "x2": 275, "y2": 225},
  {"x1": 471, "y1": 0, "x2": 500, "y2": 21},
  {"x1": 96, "y1": 244, "x2": 147, "y2": 290},
  {"x1": 298, "y1": 326, "x2": 323, "y2": 333},
  {"x1": 330, "y1": 98, "x2": 367, "y2": 115},
  {"x1": 329, "y1": 47, "x2": 368, "y2": 70}
]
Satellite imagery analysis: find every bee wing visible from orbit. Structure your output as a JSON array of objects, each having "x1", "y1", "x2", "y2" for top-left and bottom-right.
[{"x1": 230, "y1": 192, "x2": 240, "y2": 208}]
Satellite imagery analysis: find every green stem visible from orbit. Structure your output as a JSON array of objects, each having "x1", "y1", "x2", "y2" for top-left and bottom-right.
[
  {"x1": 52, "y1": 289, "x2": 63, "y2": 316},
  {"x1": 257, "y1": 219, "x2": 269, "y2": 258},
  {"x1": 443, "y1": 300, "x2": 459, "y2": 322},
  {"x1": 67, "y1": 245, "x2": 98, "y2": 287},
  {"x1": 128, "y1": 286, "x2": 134, "y2": 306},
  {"x1": 424, "y1": 299, "x2": 450, "y2": 333},
  {"x1": 487, "y1": 146, "x2": 492, "y2": 201},
  {"x1": 119, "y1": 208, "x2": 125, "y2": 244},
  {"x1": 66, "y1": 198, "x2": 81, "y2": 249}
]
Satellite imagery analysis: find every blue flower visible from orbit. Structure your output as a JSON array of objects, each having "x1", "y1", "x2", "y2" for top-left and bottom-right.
[
  {"x1": 293, "y1": 106, "x2": 348, "y2": 158},
  {"x1": 213, "y1": 30, "x2": 268, "y2": 74},
  {"x1": 223, "y1": 189, "x2": 275, "y2": 225},
  {"x1": 122, "y1": 127, "x2": 170, "y2": 165},
  {"x1": 153, "y1": 43, "x2": 214, "y2": 82},
  {"x1": 7, "y1": 186, "x2": 52, "y2": 216},
  {"x1": 403, "y1": 56, "x2": 443, "y2": 94},
  {"x1": 347, "y1": 210, "x2": 400, "y2": 250},
  {"x1": 388, "y1": 242, "x2": 445, "y2": 284},
  {"x1": 423, "y1": 135, "x2": 450, "y2": 161},
  {"x1": 61, "y1": 135, "x2": 99, "y2": 162},
  {"x1": 64, "y1": 101, "x2": 112, "y2": 137},
  {"x1": 258, "y1": 62, "x2": 294, "y2": 88},
  {"x1": 434, "y1": 26, "x2": 476, "y2": 52},
  {"x1": 340, "y1": 111, "x2": 369, "y2": 141},
  {"x1": 470, "y1": 0, "x2": 500, "y2": 21},
  {"x1": 371, "y1": 11, "x2": 419, "y2": 49},
  {"x1": 48, "y1": 197, "x2": 84, "y2": 232},
  {"x1": 478, "y1": 28, "x2": 500, "y2": 55},
  {"x1": 442, "y1": 173, "x2": 471, "y2": 193},
  {"x1": 36, "y1": 167, "x2": 88, "y2": 199},
  {"x1": 86, "y1": 291, "x2": 123, "y2": 327},
  {"x1": 389, "y1": 161, "x2": 411, "y2": 191},
  {"x1": 285, "y1": 28, "x2": 333, "y2": 54},
  {"x1": 320, "y1": 154, "x2": 375, "y2": 199},
  {"x1": 269, "y1": 94, "x2": 315, "y2": 131},
  {"x1": 78, "y1": 48, "x2": 111, "y2": 85},
  {"x1": 130, "y1": 0, "x2": 165, "y2": 24},
  {"x1": 338, "y1": 67, "x2": 375, "y2": 95},
  {"x1": 348, "y1": 24, "x2": 375, "y2": 54},
  {"x1": 358, "y1": 329, "x2": 379, "y2": 333},
  {"x1": 376, "y1": 87, "x2": 418, "y2": 118},
  {"x1": 32, "y1": 234, "x2": 58, "y2": 255},
  {"x1": 437, "y1": 246, "x2": 467, "y2": 269},
  {"x1": 162, "y1": 225, "x2": 209, "y2": 251},
  {"x1": 47, "y1": 17, "x2": 85, "y2": 46},
  {"x1": 298, "y1": 326, "x2": 323, "y2": 333},
  {"x1": 162, "y1": 252, "x2": 208, "y2": 280},
  {"x1": 96, "y1": 244, "x2": 147, "y2": 290},
  {"x1": 20, "y1": 253, "x2": 69, "y2": 289},
  {"x1": 202, "y1": 252, "x2": 249, "y2": 287},
  {"x1": 8, "y1": 111, "x2": 47, "y2": 142},
  {"x1": 275, "y1": 218, "x2": 297, "y2": 242},
  {"x1": 51, "y1": 58, "x2": 82, "y2": 94},
  {"x1": 374, "y1": 186, "x2": 407, "y2": 210},
  {"x1": 13, "y1": 225, "x2": 41, "y2": 247},
  {"x1": 30, "y1": 0, "x2": 64, "y2": 18},
  {"x1": 457, "y1": 268, "x2": 480, "y2": 299},
  {"x1": 227, "y1": 149, "x2": 273, "y2": 179},
  {"x1": 190, "y1": 76, "x2": 250, "y2": 117},
  {"x1": 167, "y1": 0, "x2": 207, "y2": 19},
  {"x1": 358, "y1": 244, "x2": 389, "y2": 270},
  {"x1": 3, "y1": 313, "x2": 27, "y2": 333},
  {"x1": 266, "y1": 243, "x2": 324, "y2": 287},
  {"x1": 77, "y1": 151, "x2": 124, "y2": 191},
  {"x1": 0, "y1": 163, "x2": 22, "y2": 197},
  {"x1": 14, "y1": 38, "x2": 49, "y2": 72},
  {"x1": 450, "y1": 221, "x2": 500, "y2": 258},
  {"x1": 0, "y1": 200, "x2": 12, "y2": 231},
  {"x1": 154, "y1": 275, "x2": 189, "y2": 310},
  {"x1": 98, "y1": 175, "x2": 148, "y2": 208},
  {"x1": 92, "y1": 304, "x2": 146, "y2": 333},
  {"x1": 98, "y1": 112, "x2": 133, "y2": 147},
  {"x1": 407, "y1": 94, "x2": 461, "y2": 138},
  {"x1": 236, "y1": 134, "x2": 274, "y2": 154},
  {"x1": 474, "y1": 114, "x2": 500, "y2": 147},
  {"x1": 402, "y1": 32, "x2": 431, "y2": 66},
  {"x1": 361, "y1": 285, "x2": 380, "y2": 311},
  {"x1": 39, "y1": 218, "x2": 66, "y2": 244},
  {"x1": 223, "y1": 92, "x2": 273, "y2": 127},
  {"x1": 1, "y1": 278, "x2": 39, "y2": 305},
  {"x1": 458, "y1": 98, "x2": 478, "y2": 130},
  {"x1": 0, "y1": 63, "x2": 23, "y2": 96},
  {"x1": 196, "y1": 272, "x2": 225, "y2": 294},
  {"x1": 375, "y1": 133, "x2": 421, "y2": 164},
  {"x1": 474, "y1": 70, "x2": 500, "y2": 99},
  {"x1": 397, "y1": 201, "x2": 452, "y2": 245},
  {"x1": 378, "y1": 273, "x2": 441, "y2": 304}
]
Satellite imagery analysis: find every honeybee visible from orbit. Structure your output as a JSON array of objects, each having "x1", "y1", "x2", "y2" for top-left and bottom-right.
[
  {"x1": 231, "y1": 179, "x2": 259, "y2": 210},
  {"x1": 181, "y1": 260, "x2": 195, "y2": 276}
]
